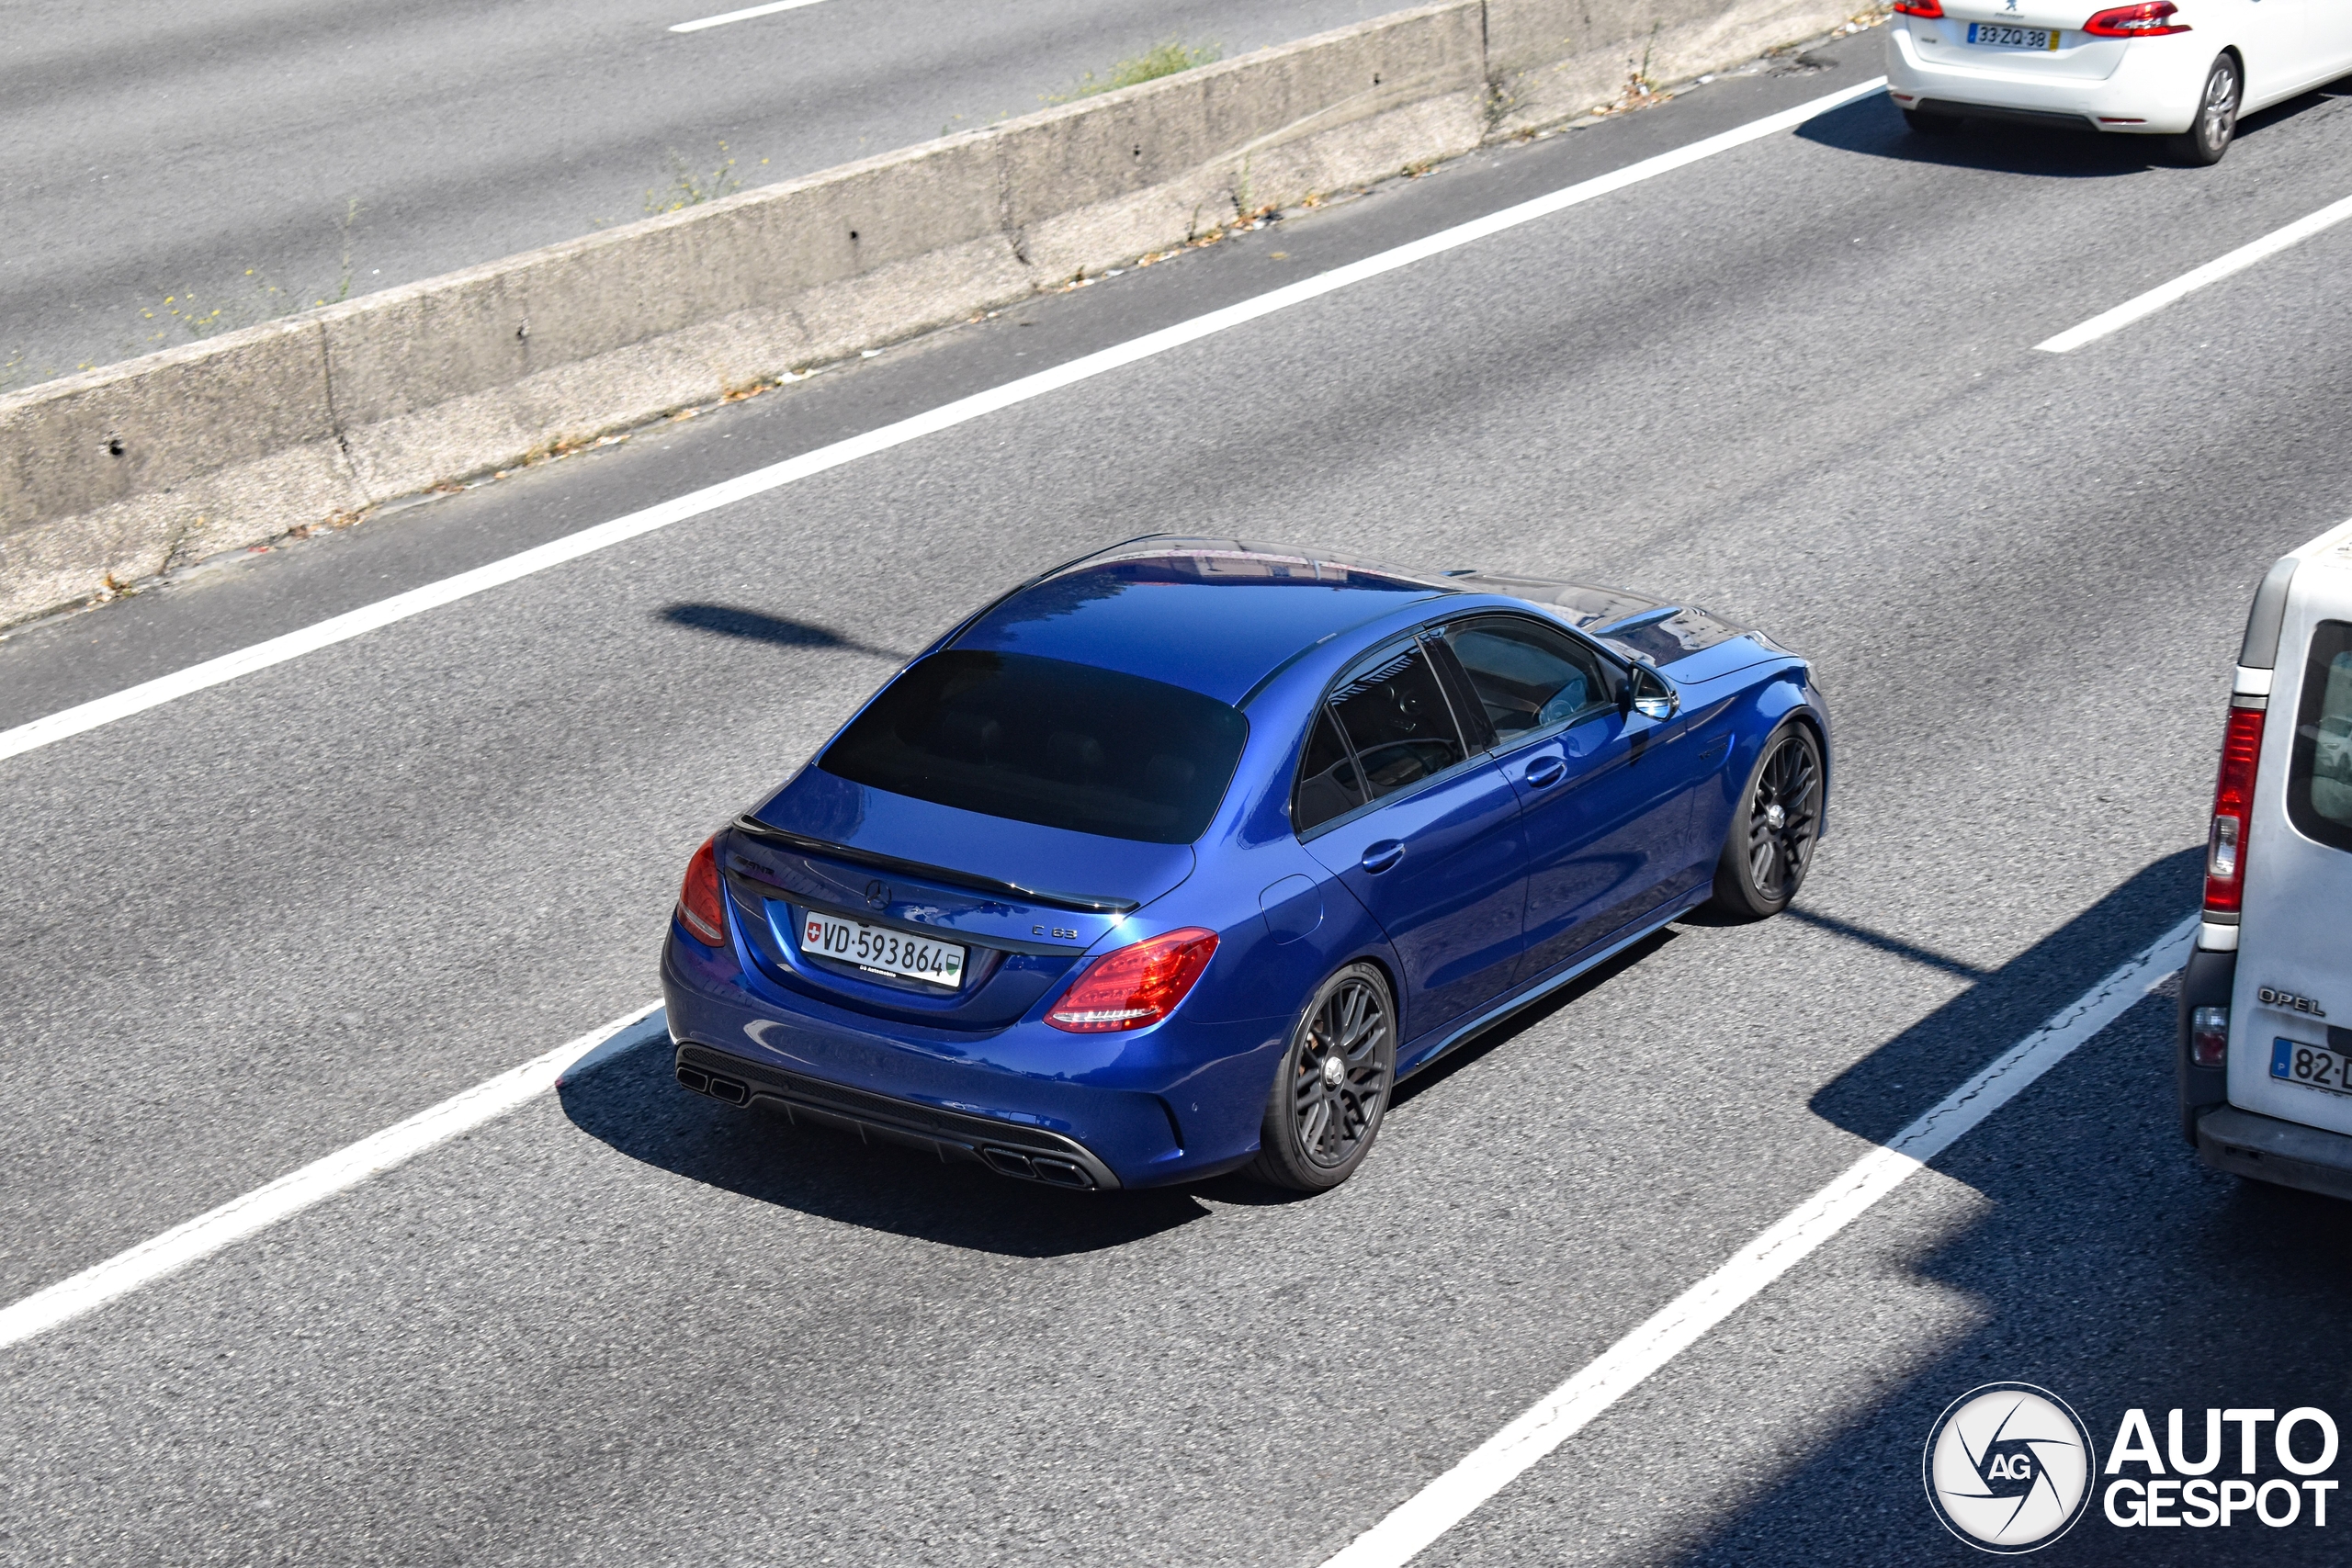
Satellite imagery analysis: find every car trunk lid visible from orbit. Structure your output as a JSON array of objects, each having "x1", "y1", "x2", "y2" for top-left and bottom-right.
[{"x1": 719, "y1": 769, "x2": 1194, "y2": 1030}]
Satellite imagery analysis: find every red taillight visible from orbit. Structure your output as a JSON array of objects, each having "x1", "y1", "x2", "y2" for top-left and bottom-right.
[
  {"x1": 1046, "y1": 928, "x2": 1219, "y2": 1032},
  {"x1": 1891, "y1": 0, "x2": 1943, "y2": 16},
  {"x1": 2190, "y1": 1006, "x2": 2229, "y2": 1068},
  {"x1": 676, "y1": 836, "x2": 728, "y2": 946},
  {"x1": 2203, "y1": 705, "x2": 2265, "y2": 914},
  {"x1": 2084, "y1": 2, "x2": 2190, "y2": 36}
]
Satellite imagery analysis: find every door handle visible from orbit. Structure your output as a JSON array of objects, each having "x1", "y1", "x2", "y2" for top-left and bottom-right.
[
  {"x1": 1525, "y1": 755, "x2": 1567, "y2": 788},
  {"x1": 1361, "y1": 840, "x2": 1405, "y2": 874}
]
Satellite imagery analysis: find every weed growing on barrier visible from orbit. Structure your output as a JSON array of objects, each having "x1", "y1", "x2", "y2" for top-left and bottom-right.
[
  {"x1": 1483, "y1": 71, "x2": 1524, "y2": 138},
  {"x1": 140, "y1": 198, "x2": 367, "y2": 348},
  {"x1": 644, "y1": 142, "x2": 767, "y2": 215},
  {"x1": 1049, "y1": 39, "x2": 1221, "y2": 104}
]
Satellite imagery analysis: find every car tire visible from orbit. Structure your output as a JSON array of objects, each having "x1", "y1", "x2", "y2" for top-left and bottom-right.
[
  {"x1": 2170, "y1": 54, "x2": 2240, "y2": 165},
  {"x1": 1709, "y1": 722, "x2": 1823, "y2": 919},
  {"x1": 1901, "y1": 107, "x2": 1962, "y2": 137},
  {"x1": 1246, "y1": 962, "x2": 1396, "y2": 1192}
]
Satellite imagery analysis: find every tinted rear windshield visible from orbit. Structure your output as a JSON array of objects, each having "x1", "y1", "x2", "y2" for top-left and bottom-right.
[
  {"x1": 820, "y1": 651, "x2": 1249, "y2": 844},
  {"x1": 2290, "y1": 619, "x2": 2352, "y2": 856}
]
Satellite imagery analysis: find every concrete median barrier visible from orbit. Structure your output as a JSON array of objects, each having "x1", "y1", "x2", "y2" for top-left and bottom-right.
[
  {"x1": 1489, "y1": 0, "x2": 1860, "y2": 131},
  {"x1": 0, "y1": 0, "x2": 1859, "y2": 630},
  {"x1": 0, "y1": 320, "x2": 365, "y2": 626}
]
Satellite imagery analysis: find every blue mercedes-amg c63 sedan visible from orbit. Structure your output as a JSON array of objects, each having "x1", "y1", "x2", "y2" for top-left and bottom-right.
[{"x1": 661, "y1": 536, "x2": 1829, "y2": 1193}]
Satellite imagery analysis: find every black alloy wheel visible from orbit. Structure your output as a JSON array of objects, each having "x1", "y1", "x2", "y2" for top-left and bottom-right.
[
  {"x1": 2174, "y1": 54, "x2": 2240, "y2": 166},
  {"x1": 1248, "y1": 963, "x2": 1396, "y2": 1192},
  {"x1": 1711, "y1": 723, "x2": 1822, "y2": 919}
]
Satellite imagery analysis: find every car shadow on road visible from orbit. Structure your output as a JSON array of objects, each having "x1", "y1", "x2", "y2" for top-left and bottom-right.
[
  {"x1": 556, "y1": 1035, "x2": 1211, "y2": 1258},
  {"x1": 657, "y1": 602, "x2": 906, "y2": 660},
  {"x1": 1798, "y1": 92, "x2": 2165, "y2": 175},
  {"x1": 1390, "y1": 927, "x2": 1681, "y2": 1111},
  {"x1": 1619, "y1": 847, "x2": 2352, "y2": 1566},
  {"x1": 1794, "y1": 85, "x2": 2346, "y2": 176},
  {"x1": 1807, "y1": 843, "x2": 2201, "y2": 1147},
  {"x1": 1657, "y1": 1094, "x2": 2352, "y2": 1565}
]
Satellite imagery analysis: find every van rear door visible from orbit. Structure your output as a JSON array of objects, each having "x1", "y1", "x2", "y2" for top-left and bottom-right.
[{"x1": 2232, "y1": 553, "x2": 2352, "y2": 1137}]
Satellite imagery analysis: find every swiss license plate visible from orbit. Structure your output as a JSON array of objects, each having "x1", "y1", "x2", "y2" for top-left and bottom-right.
[
  {"x1": 803, "y1": 911, "x2": 967, "y2": 988},
  {"x1": 2271, "y1": 1038, "x2": 2352, "y2": 1096},
  {"x1": 1967, "y1": 22, "x2": 2060, "y2": 50}
]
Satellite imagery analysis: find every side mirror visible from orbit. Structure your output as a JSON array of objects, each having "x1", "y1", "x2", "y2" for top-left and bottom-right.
[{"x1": 1626, "y1": 664, "x2": 1679, "y2": 722}]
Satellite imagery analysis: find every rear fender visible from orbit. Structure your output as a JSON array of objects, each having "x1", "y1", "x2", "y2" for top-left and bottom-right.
[{"x1": 2178, "y1": 944, "x2": 2238, "y2": 1145}]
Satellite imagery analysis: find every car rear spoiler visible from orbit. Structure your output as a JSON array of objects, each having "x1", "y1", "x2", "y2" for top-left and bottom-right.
[{"x1": 729, "y1": 816, "x2": 1141, "y2": 914}]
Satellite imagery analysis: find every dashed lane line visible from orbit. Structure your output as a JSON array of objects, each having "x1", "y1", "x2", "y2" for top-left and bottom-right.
[
  {"x1": 0, "y1": 77, "x2": 1885, "y2": 770},
  {"x1": 0, "y1": 1005, "x2": 665, "y2": 1351},
  {"x1": 2036, "y1": 189, "x2": 2352, "y2": 353},
  {"x1": 1318, "y1": 912, "x2": 2199, "y2": 1568},
  {"x1": 0, "y1": 908, "x2": 2191, "y2": 1402},
  {"x1": 671, "y1": 0, "x2": 831, "y2": 33}
]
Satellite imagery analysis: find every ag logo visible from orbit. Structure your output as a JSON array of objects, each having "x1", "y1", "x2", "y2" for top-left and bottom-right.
[{"x1": 1924, "y1": 1383, "x2": 2098, "y2": 1553}]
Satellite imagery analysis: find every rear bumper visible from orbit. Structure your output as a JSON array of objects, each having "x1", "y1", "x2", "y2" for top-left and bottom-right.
[
  {"x1": 1883, "y1": 23, "x2": 2210, "y2": 133},
  {"x1": 661, "y1": 932, "x2": 1279, "y2": 1189},
  {"x1": 2198, "y1": 1106, "x2": 2352, "y2": 1202},
  {"x1": 675, "y1": 1040, "x2": 1122, "y2": 1189}
]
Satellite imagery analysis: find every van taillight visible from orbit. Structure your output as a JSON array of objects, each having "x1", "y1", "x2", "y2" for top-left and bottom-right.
[
  {"x1": 2190, "y1": 1006, "x2": 2229, "y2": 1068},
  {"x1": 1891, "y1": 0, "x2": 1943, "y2": 14},
  {"x1": 2203, "y1": 704, "x2": 2265, "y2": 915}
]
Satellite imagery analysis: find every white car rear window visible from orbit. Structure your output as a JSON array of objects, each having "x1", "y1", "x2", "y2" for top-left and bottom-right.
[{"x1": 2290, "y1": 620, "x2": 2352, "y2": 851}]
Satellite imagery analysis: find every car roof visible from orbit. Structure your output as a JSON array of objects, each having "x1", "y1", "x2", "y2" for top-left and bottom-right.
[
  {"x1": 949, "y1": 537, "x2": 1762, "y2": 703},
  {"x1": 950, "y1": 538, "x2": 1451, "y2": 705}
]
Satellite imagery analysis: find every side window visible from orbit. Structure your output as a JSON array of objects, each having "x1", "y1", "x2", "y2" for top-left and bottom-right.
[
  {"x1": 1427, "y1": 634, "x2": 1498, "y2": 753},
  {"x1": 2290, "y1": 619, "x2": 2352, "y2": 853},
  {"x1": 1329, "y1": 643, "x2": 1468, "y2": 801},
  {"x1": 1443, "y1": 616, "x2": 1613, "y2": 740},
  {"x1": 1293, "y1": 707, "x2": 1366, "y2": 832}
]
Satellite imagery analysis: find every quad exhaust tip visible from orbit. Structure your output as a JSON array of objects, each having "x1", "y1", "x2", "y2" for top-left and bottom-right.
[
  {"x1": 676, "y1": 1064, "x2": 749, "y2": 1104},
  {"x1": 980, "y1": 1146, "x2": 1096, "y2": 1189}
]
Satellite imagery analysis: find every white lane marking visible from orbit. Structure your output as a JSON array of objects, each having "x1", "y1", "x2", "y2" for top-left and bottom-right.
[
  {"x1": 0, "y1": 1005, "x2": 665, "y2": 1352},
  {"x1": 0, "y1": 77, "x2": 1885, "y2": 769},
  {"x1": 1320, "y1": 912, "x2": 2198, "y2": 1568},
  {"x1": 671, "y1": 0, "x2": 830, "y2": 33},
  {"x1": 2036, "y1": 190, "x2": 2352, "y2": 353}
]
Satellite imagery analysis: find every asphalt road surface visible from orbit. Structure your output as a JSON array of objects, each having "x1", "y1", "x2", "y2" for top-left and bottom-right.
[
  {"x1": 6, "y1": 26, "x2": 2352, "y2": 1567},
  {"x1": 0, "y1": 0, "x2": 1393, "y2": 389}
]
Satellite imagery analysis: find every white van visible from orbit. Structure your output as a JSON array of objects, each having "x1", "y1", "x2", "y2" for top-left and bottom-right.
[{"x1": 2181, "y1": 518, "x2": 2352, "y2": 1199}]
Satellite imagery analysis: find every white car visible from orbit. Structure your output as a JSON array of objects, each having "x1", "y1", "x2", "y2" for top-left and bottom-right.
[
  {"x1": 2181, "y1": 518, "x2": 2352, "y2": 1200},
  {"x1": 1884, "y1": 0, "x2": 2352, "y2": 164}
]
